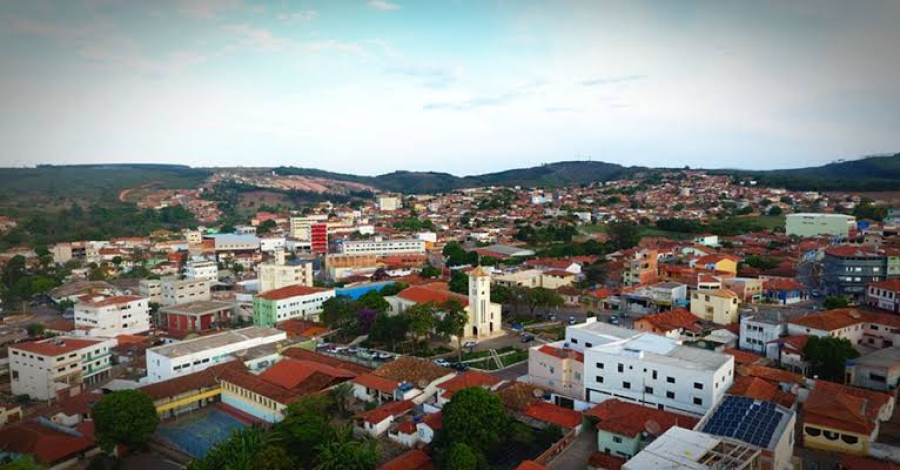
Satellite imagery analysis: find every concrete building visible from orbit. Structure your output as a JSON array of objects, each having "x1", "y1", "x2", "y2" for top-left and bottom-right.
[
  {"x1": 846, "y1": 347, "x2": 900, "y2": 392},
  {"x1": 145, "y1": 326, "x2": 287, "y2": 383},
  {"x1": 184, "y1": 259, "x2": 218, "y2": 282},
  {"x1": 376, "y1": 194, "x2": 402, "y2": 211},
  {"x1": 622, "y1": 248, "x2": 659, "y2": 286},
  {"x1": 740, "y1": 314, "x2": 787, "y2": 356},
  {"x1": 866, "y1": 279, "x2": 900, "y2": 313},
  {"x1": 690, "y1": 289, "x2": 740, "y2": 325},
  {"x1": 823, "y1": 246, "x2": 900, "y2": 298},
  {"x1": 576, "y1": 322, "x2": 734, "y2": 416},
  {"x1": 786, "y1": 213, "x2": 855, "y2": 238},
  {"x1": 624, "y1": 426, "x2": 761, "y2": 470},
  {"x1": 289, "y1": 214, "x2": 328, "y2": 241},
  {"x1": 157, "y1": 276, "x2": 211, "y2": 306},
  {"x1": 74, "y1": 295, "x2": 151, "y2": 337},
  {"x1": 10, "y1": 336, "x2": 117, "y2": 400},
  {"x1": 159, "y1": 300, "x2": 234, "y2": 334},
  {"x1": 259, "y1": 259, "x2": 314, "y2": 292},
  {"x1": 527, "y1": 342, "x2": 585, "y2": 403},
  {"x1": 337, "y1": 238, "x2": 426, "y2": 257},
  {"x1": 252, "y1": 285, "x2": 336, "y2": 326},
  {"x1": 723, "y1": 277, "x2": 764, "y2": 303}
]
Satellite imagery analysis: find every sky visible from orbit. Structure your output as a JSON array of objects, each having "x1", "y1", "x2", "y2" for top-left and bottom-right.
[{"x1": 0, "y1": 0, "x2": 899, "y2": 175}]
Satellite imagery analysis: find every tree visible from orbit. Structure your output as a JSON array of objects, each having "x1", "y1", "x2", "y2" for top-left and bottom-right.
[
  {"x1": 276, "y1": 396, "x2": 335, "y2": 467},
  {"x1": 767, "y1": 206, "x2": 783, "y2": 216},
  {"x1": 824, "y1": 296, "x2": 849, "y2": 310},
  {"x1": 803, "y1": 335, "x2": 859, "y2": 382},
  {"x1": 490, "y1": 284, "x2": 511, "y2": 305},
  {"x1": 379, "y1": 282, "x2": 408, "y2": 296},
  {"x1": 437, "y1": 299, "x2": 468, "y2": 361},
  {"x1": 442, "y1": 387, "x2": 508, "y2": 456},
  {"x1": 406, "y1": 303, "x2": 436, "y2": 353},
  {"x1": 443, "y1": 242, "x2": 478, "y2": 267},
  {"x1": 320, "y1": 297, "x2": 357, "y2": 332},
  {"x1": 254, "y1": 445, "x2": 295, "y2": 470},
  {"x1": 356, "y1": 308, "x2": 378, "y2": 335},
  {"x1": 313, "y1": 426, "x2": 379, "y2": 470},
  {"x1": 93, "y1": 390, "x2": 159, "y2": 452},
  {"x1": 188, "y1": 425, "x2": 273, "y2": 470},
  {"x1": 448, "y1": 270, "x2": 468, "y2": 295},
  {"x1": 420, "y1": 263, "x2": 441, "y2": 278},
  {"x1": 257, "y1": 219, "x2": 278, "y2": 235},
  {"x1": 0, "y1": 455, "x2": 44, "y2": 470},
  {"x1": 330, "y1": 382, "x2": 354, "y2": 417},
  {"x1": 525, "y1": 287, "x2": 564, "y2": 315},
  {"x1": 582, "y1": 261, "x2": 608, "y2": 287},
  {"x1": 26, "y1": 323, "x2": 46, "y2": 337},
  {"x1": 357, "y1": 290, "x2": 389, "y2": 313},
  {"x1": 606, "y1": 221, "x2": 640, "y2": 251},
  {"x1": 441, "y1": 443, "x2": 478, "y2": 470},
  {"x1": 368, "y1": 313, "x2": 409, "y2": 351}
]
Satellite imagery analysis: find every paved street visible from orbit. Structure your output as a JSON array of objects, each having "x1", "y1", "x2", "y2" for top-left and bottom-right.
[{"x1": 491, "y1": 360, "x2": 528, "y2": 382}]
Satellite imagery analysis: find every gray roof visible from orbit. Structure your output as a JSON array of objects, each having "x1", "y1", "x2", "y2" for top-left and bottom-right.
[
  {"x1": 849, "y1": 347, "x2": 900, "y2": 370},
  {"x1": 149, "y1": 326, "x2": 284, "y2": 358}
]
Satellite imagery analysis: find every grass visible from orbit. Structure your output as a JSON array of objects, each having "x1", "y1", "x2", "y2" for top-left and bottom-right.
[
  {"x1": 752, "y1": 214, "x2": 786, "y2": 229},
  {"x1": 579, "y1": 224, "x2": 607, "y2": 234},
  {"x1": 500, "y1": 350, "x2": 529, "y2": 367}
]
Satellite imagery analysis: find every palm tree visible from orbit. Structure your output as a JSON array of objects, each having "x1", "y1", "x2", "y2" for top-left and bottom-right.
[
  {"x1": 330, "y1": 382, "x2": 354, "y2": 416},
  {"x1": 313, "y1": 426, "x2": 379, "y2": 470}
]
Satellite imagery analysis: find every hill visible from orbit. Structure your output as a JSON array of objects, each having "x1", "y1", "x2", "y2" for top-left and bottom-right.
[{"x1": 713, "y1": 153, "x2": 900, "y2": 192}]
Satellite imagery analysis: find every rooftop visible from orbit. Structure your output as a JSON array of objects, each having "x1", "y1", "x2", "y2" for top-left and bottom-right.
[
  {"x1": 12, "y1": 337, "x2": 107, "y2": 357},
  {"x1": 159, "y1": 300, "x2": 233, "y2": 315},
  {"x1": 699, "y1": 395, "x2": 794, "y2": 450},
  {"x1": 585, "y1": 398, "x2": 698, "y2": 437},
  {"x1": 257, "y1": 284, "x2": 329, "y2": 300},
  {"x1": 148, "y1": 326, "x2": 285, "y2": 358}
]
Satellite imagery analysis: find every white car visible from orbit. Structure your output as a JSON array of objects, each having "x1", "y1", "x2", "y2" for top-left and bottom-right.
[
  {"x1": 434, "y1": 358, "x2": 451, "y2": 367},
  {"x1": 463, "y1": 341, "x2": 477, "y2": 349}
]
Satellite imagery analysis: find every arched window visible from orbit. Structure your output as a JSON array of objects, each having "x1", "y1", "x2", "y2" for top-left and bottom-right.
[
  {"x1": 805, "y1": 427, "x2": 821, "y2": 437},
  {"x1": 841, "y1": 434, "x2": 859, "y2": 445},
  {"x1": 823, "y1": 430, "x2": 840, "y2": 441}
]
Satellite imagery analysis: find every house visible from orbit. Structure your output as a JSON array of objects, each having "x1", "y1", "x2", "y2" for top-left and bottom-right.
[
  {"x1": 520, "y1": 401, "x2": 583, "y2": 430},
  {"x1": 762, "y1": 277, "x2": 808, "y2": 305},
  {"x1": 624, "y1": 426, "x2": 762, "y2": 469},
  {"x1": 10, "y1": 337, "x2": 118, "y2": 400},
  {"x1": 689, "y1": 289, "x2": 740, "y2": 325},
  {"x1": 867, "y1": 279, "x2": 900, "y2": 313},
  {"x1": 527, "y1": 343, "x2": 586, "y2": 403},
  {"x1": 158, "y1": 300, "x2": 234, "y2": 334},
  {"x1": 786, "y1": 308, "x2": 900, "y2": 349},
  {"x1": 353, "y1": 357, "x2": 455, "y2": 404},
  {"x1": 252, "y1": 285, "x2": 335, "y2": 326},
  {"x1": 355, "y1": 399, "x2": 415, "y2": 437},
  {"x1": 583, "y1": 398, "x2": 698, "y2": 460},
  {"x1": 434, "y1": 371, "x2": 502, "y2": 407},
  {"x1": 0, "y1": 403, "x2": 22, "y2": 426},
  {"x1": 695, "y1": 395, "x2": 797, "y2": 470},
  {"x1": 73, "y1": 295, "x2": 151, "y2": 337},
  {"x1": 0, "y1": 419, "x2": 99, "y2": 469},
  {"x1": 621, "y1": 249, "x2": 658, "y2": 286},
  {"x1": 377, "y1": 449, "x2": 436, "y2": 470},
  {"x1": 722, "y1": 277, "x2": 764, "y2": 303},
  {"x1": 845, "y1": 347, "x2": 900, "y2": 392},
  {"x1": 740, "y1": 314, "x2": 786, "y2": 356},
  {"x1": 802, "y1": 381, "x2": 895, "y2": 455},
  {"x1": 727, "y1": 376, "x2": 796, "y2": 408},
  {"x1": 693, "y1": 254, "x2": 740, "y2": 275},
  {"x1": 633, "y1": 308, "x2": 705, "y2": 341}
]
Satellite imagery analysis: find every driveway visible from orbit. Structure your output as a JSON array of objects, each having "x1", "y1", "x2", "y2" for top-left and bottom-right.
[
  {"x1": 548, "y1": 428, "x2": 597, "y2": 470},
  {"x1": 491, "y1": 361, "x2": 528, "y2": 382}
]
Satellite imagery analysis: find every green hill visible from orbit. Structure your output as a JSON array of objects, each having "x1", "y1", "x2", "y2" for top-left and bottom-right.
[{"x1": 714, "y1": 153, "x2": 900, "y2": 191}]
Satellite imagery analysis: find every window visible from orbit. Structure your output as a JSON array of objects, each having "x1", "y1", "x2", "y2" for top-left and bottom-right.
[
  {"x1": 693, "y1": 382, "x2": 703, "y2": 390},
  {"x1": 612, "y1": 436, "x2": 623, "y2": 444},
  {"x1": 572, "y1": 338, "x2": 578, "y2": 344},
  {"x1": 617, "y1": 363, "x2": 624, "y2": 373},
  {"x1": 596, "y1": 376, "x2": 604, "y2": 383},
  {"x1": 597, "y1": 362, "x2": 604, "y2": 369},
  {"x1": 586, "y1": 342, "x2": 593, "y2": 348},
  {"x1": 652, "y1": 370, "x2": 658, "y2": 380},
  {"x1": 667, "y1": 376, "x2": 675, "y2": 384},
  {"x1": 666, "y1": 391, "x2": 675, "y2": 399},
  {"x1": 693, "y1": 397, "x2": 703, "y2": 406},
  {"x1": 645, "y1": 386, "x2": 653, "y2": 394},
  {"x1": 623, "y1": 381, "x2": 631, "y2": 389}
]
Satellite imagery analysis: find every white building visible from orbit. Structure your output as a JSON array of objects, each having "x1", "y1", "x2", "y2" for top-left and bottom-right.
[
  {"x1": 185, "y1": 259, "x2": 218, "y2": 282},
  {"x1": 289, "y1": 214, "x2": 328, "y2": 240},
  {"x1": 252, "y1": 285, "x2": 335, "y2": 326},
  {"x1": 739, "y1": 314, "x2": 786, "y2": 356},
  {"x1": 258, "y1": 260, "x2": 314, "y2": 293},
  {"x1": 259, "y1": 236, "x2": 287, "y2": 252},
  {"x1": 785, "y1": 213, "x2": 856, "y2": 238},
  {"x1": 74, "y1": 295, "x2": 151, "y2": 337},
  {"x1": 376, "y1": 194, "x2": 402, "y2": 211},
  {"x1": 145, "y1": 326, "x2": 287, "y2": 383},
  {"x1": 10, "y1": 337, "x2": 118, "y2": 400},
  {"x1": 337, "y1": 238, "x2": 426, "y2": 257},
  {"x1": 577, "y1": 322, "x2": 734, "y2": 416},
  {"x1": 143, "y1": 276, "x2": 212, "y2": 307},
  {"x1": 624, "y1": 426, "x2": 762, "y2": 470}
]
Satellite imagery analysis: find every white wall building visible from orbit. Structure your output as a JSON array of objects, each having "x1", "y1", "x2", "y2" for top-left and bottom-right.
[
  {"x1": 258, "y1": 260, "x2": 314, "y2": 292},
  {"x1": 185, "y1": 260, "x2": 218, "y2": 282},
  {"x1": 786, "y1": 213, "x2": 856, "y2": 238},
  {"x1": 74, "y1": 295, "x2": 151, "y2": 337},
  {"x1": 739, "y1": 315, "x2": 786, "y2": 356},
  {"x1": 159, "y1": 276, "x2": 211, "y2": 307},
  {"x1": 252, "y1": 285, "x2": 336, "y2": 326},
  {"x1": 376, "y1": 195, "x2": 402, "y2": 211},
  {"x1": 145, "y1": 326, "x2": 286, "y2": 383},
  {"x1": 337, "y1": 238, "x2": 426, "y2": 257},
  {"x1": 10, "y1": 337, "x2": 118, "y2": 400},
  {"x1": 289, "y1": 214, "x2": 328, "y2": 241},
  {"x1": 577, "y1": 322, "x2": 734, "y2": 416}
]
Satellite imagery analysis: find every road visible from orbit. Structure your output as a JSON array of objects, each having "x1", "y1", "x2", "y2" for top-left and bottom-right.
[{"x1": 491, "y1": 360, "x2": 528, "y2": 382}]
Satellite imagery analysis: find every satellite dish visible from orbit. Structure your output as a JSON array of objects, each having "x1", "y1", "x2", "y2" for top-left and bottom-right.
[
  {"x1": 532, "y1": 388, "x2": 545, "y2": 398},
  {"x1": 417, "y1": 379, "x2": 429, "y2": 389},
  {"x1": 645, "y1": 420, "x2": 661, "y2": 435}
]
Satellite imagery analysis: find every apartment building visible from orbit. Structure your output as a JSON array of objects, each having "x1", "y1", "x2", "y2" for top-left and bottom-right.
[
  {"x1": 145, "y1": 326, "x2": 287, "y2": 383},
  {"x1": 577, "y1": 322, "x2": 734, "y2": 416},
  {"x1": 785, "y1": 213, "x2": 855, "y2": 237},
  {"x1": 722, "y1": 277, "x2": 764, "y2": 303},
  {"x1": 139, "y1": 276, "x2": 211, "y2": 306},
  {"x1": 867, "y1": 279, "x2": 900, "y2": 313},
  {"x1": 289, "y1": 214, "x2": 328, "y2": 240},
  {"x1": 252, "y1": 285, "x2": 336, "y2": 326},
  {"x1": 622, "y1": 248, "x2": 659, "y2": 286},
  {"x1": 74, "y1": 295, "x2": 151, "y2": 337},
  {"x1": 337, "y1": 238, "x2": 426, "y2": 257},
  {"x1": 823, "y1": 246, "x2": 900, "y2": 298},
  {"x1": 185, "y1": 259, "x2": 218, "y2": 282},
  {"x1": 376, "y1": 194, "x2": 402, "y2": 211},
  {"x1": 259, "y1": 260, "x2": 314, "y2": 292},
  {"x1": 739, "y1": 314, "x2": 786, "y2": 356},
  {"x1": 527, "y1": 343, "x2": 585, "y2": 402},
  {"x1": 690, "y1": 289, "x2": 740, "y2": 324},
  {"x1": 10, "y1": 337, "x2": 117, "y2": 400}
]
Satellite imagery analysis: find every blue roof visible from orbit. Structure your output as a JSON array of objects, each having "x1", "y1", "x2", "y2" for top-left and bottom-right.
[{"x1": 700, "y1": 395, "x2": 792, "y2": 449}]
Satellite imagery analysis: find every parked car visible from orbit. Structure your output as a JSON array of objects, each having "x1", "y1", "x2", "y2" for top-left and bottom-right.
[
  {"x1": 549, "y1": 314, "x2": 557, "y2": 321},
  {"x1": 811, "y1": 289, "x2": 822, "y2": 297},
  {"x1": 567, "y1": 316, "x2": 577, "y2": 325},
  {"x1": 609, "y1": 315, "x2": 620, "y2": 324},
  {"x1": 357, "y1": 349, "x2": 375, "y2": 360},
  {"x1": 374, "y1": 352, "x2": 394, "y2": 361},
  {"x1": 463, "y1": 341, "x2": 477, "y2": 349},
  {"x1": 434, "y1": 358, "x2": 452, "y2": 367},
  {"x1": 521, "y1": 334, "x2": 535, "y2": 343},
  {"x1": 451, "y1": 362, "x2": 470, "y2": 371}
]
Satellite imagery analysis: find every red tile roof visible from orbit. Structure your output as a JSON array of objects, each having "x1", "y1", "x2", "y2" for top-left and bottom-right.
[
  {"x1": 420, "y1": 411, "x2": 442, "y2": 431},
  {"x1": 723, "y1": 348, "x2": 765, "y2": 365},
  {"x1": 588, "y1": 452, "x2": 626, "y2": 470},
  {"x1": 397, "y1": 285, "x2": 469, "y2": 306},
  {"x1": 357, "y1": 399, "x2": 414, "y2": 425},
  {"x1": 584, "y1": 399, "x2": 698, "y2": 437},
  {"x1": 805, "y1": 381, "x2": 892, "y2": 436},
  {"x1": 537, "y1": 344, "x2": 584, "y2": 363},
  {"x1": 259, "y1": 358, "x2": 356, "y2": 389},
  {"x1": 741, "y1": 364, "x2": 805, "y2": 385},
  {"x1": 840, "y1": 455, "x2": 900, "y2": 470},
  {"x1": 281, "y1": 347, "x2": 372, "y2": 375},
  {"x1": 636, "y1": 308, "x2": 704, "y2": 333},
  {"x1": 12, "y1": 337, "x2": 105, "y2": 357},
  {"x1": 139, "y1": 361, "x2": 244, "y2": 400},
  {"x1": 277, "y1": 319, "x2": 330, "y2": 338},
  {"x1": 869, "y1": 280, "x2": 900, "y2": 292},
  {"x1": 257, "y1": 285, "x2": 328, "y2": 300},
  {"x1": 0, "y1": 421, "x2": 95, "y2": 465},
  {"x1": 378, "y1": 449, "x2": 436, "y2": 470},
  {"x1": 354, "y1": 373, "x2": 400, "y2": 393},
  {"x1": 372, "y1": 356, "x2": 454, "y2": 385},
  {"x1": 788, "y1": 308, "x2": 868, "y2": 332},
  {"x1": 516, "y1": 461, "x2": 548, "y2": 470},
  {"x1": 728, "y1": 376, "x2": 796, "y2": 408},
  {"x1": 763, "y1": 278, "x2": 807, "y2": 291},
  {"x1": 522, "y1": 402, "x2": 582, "y2": 429},
  {"x1": 438, "y1": 371, "x2": 502, "y2": 399}
]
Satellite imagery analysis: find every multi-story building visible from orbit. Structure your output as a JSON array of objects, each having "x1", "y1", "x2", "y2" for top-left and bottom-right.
[
  {"x1": 74, "y1": 295, "x2": 151, "y2": 337},
  {"x1": 785, "y1": 213, "x2": 855, "y2": 238},
  {"x1": 145, "y1": 326, "x2": 287, "y2": 383},
  {"x1": 289, "y1": 214, "x2": 328, "y2": 240},
  {"x1": 376, "y1": 194, "x2": 401, "y2": 211},
  {"x1": 622, "y1": 248, "x2": 658, "y2": 286},
  {"x1": 311, "y1": 223, "x2": 328, "y2": 254},
  {"x1": 337, "y1": 238, "x2": 426, "y2": 257},
  {"x1": 527, "y1": 343, "x2": 585, "y2": 403},
  {"x1": 158, "y1": 300, "x2": 234, "y2": 333},
  {"x1": 689, "y1": 289, "x2": 740, "y2": 324},
  {"x1": 10, "y1": 336, "x2": 117, "y2": 400},
  {"x1": 867, "y1": 279, "x2": 900, "y2": 313},
  {"x1": 259, "y1": 260, "x2": 314, "y2": 293},
  {"x1": 739, "y1": 314, "x2": 787, "y2": 355},
  {"x1": 252, "y1": 285, "x2": 336, "y2": 326},
  {"x1": 722, "y1": 277, "x2": 764, "y2": 303},
  {"x1": 823, "y1": 246, "x2": 900, "y2": 298},
  {"x1": 142, "y1": 276, "x2": 211, "y2": 306},
  {"x1": 184, "y1": 259, "x2": 218, "y2": 282},
  {"x1": 579, "y1": 322, "x2": 734, "y2": 416}
]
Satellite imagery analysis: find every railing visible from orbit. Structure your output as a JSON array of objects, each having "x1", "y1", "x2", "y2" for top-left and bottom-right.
[{"x1": 532, "y1": 426, "x2": 579, "y2": 466}]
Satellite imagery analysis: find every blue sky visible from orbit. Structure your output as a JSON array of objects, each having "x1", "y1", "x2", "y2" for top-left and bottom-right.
[{"x1": 1, "y1": 0, "x2": 898, "y2": 175}]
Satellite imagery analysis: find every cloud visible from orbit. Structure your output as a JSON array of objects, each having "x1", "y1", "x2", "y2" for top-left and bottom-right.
[
  {"x1": 305, "y1": 40, "x2": 370, "y2": 57},
  {"x1": 224, "y1": 24, "x2": 288, "y2": 51},
  {"x1": 581, "y1": 74, "x2": 647, "y2": 86},
  {"x1": 277, "y1": 10, "x2": 318, "y2": 22},
  {"x1": 177, "y1": 0, "x2": 243, "y2": 19},
  {"x1": 368, "y1": 0, "x2": 399, "y2": 11},
  {"x1": 424, "y1": 81, "x2": 545, "y2": 111},
  {"x1": 388, "y1": 63, "x2": 458, "y2": 88}
]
